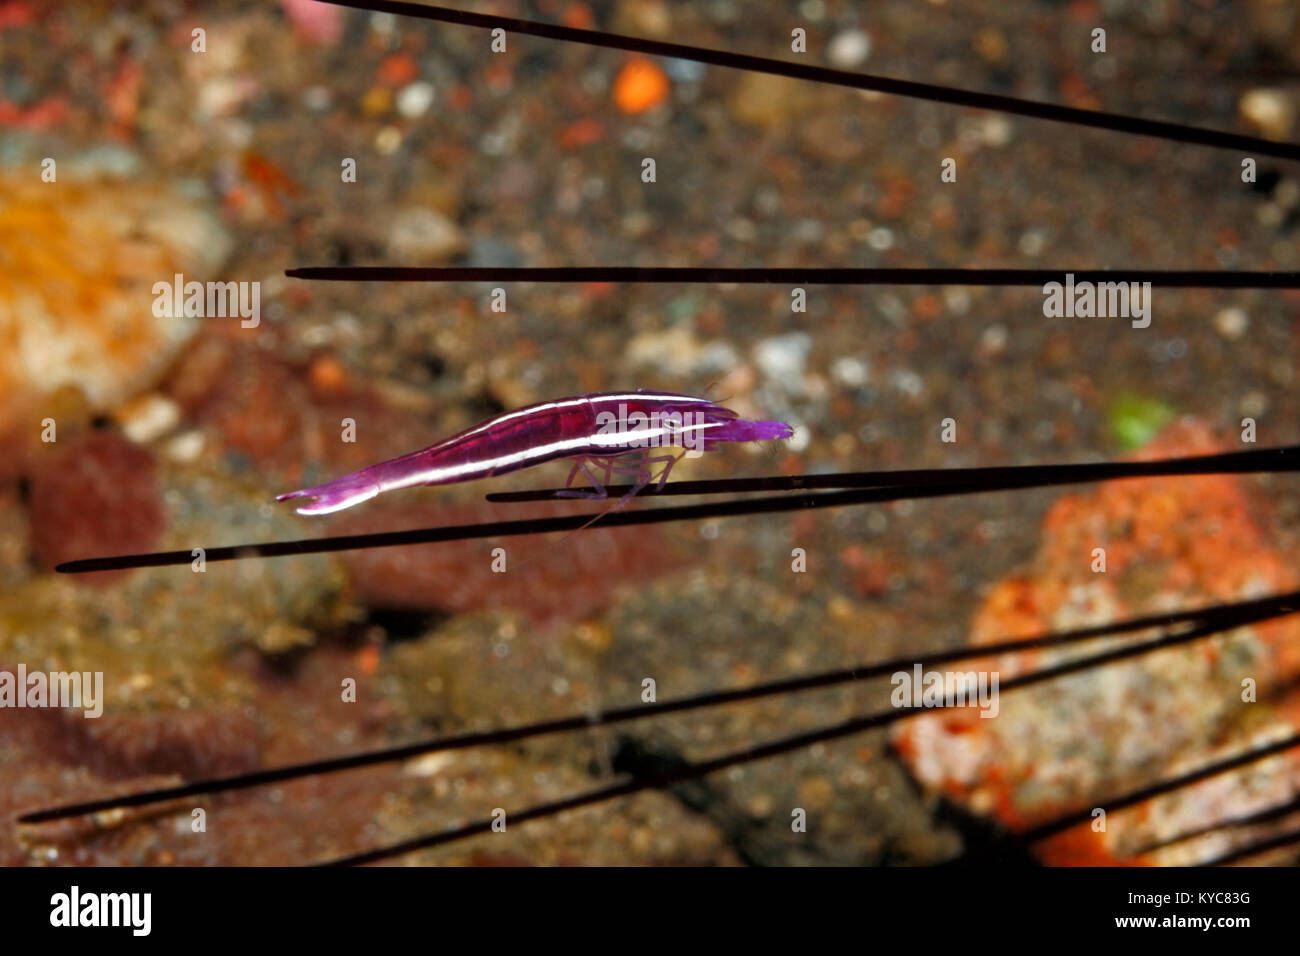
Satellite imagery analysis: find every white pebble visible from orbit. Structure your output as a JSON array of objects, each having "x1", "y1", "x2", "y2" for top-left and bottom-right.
[
  {"x1": 375, "y1": 125, "x2": 402, "y2": 154},
  {"x1": 980, "y1": 115, "x2": 1013, "y2": 148},
  {"x1": 164, "y1": 430, "x2": 206, "y2": 464},
  {"x1": 828, "y1": 30, "x2": 871, "y2": 69},
  {"x1": 118, "y1": 394, "x2": 180, "y2": 444},
  {"x1": 981, "y1": 325, "x2": 1008, "y2": 354},
  {"x1": 404, "y1": 752, "x2": 454, "y2": 777},
  {"x1": 302, "y1": 85, "x2": 333, "y2": 112},
  {"x1": 1213, "y1": 307, "x2": 1249, "y2": 340},
  {"x1": 891, "y1": 369, "x2": 923, "y2": 396},
  {"x1": 1240, "y1": 88, "x2": 1293, "y2": 140},
  {"x1": 830, "y1": 356, "x2": 870, "y2": 387},
  {"x1": 396, "y1": 81, "x2": 435, "y2": 118},
  {"x1": 1018, "y1": 230, "x2": 1046, "y2": 257},
  {"x1": 867, "y1": 227, "x2": 894, "y2": 251},
  {"x1": 387, "y1": 207, "x2": 465, "y2": 261}
]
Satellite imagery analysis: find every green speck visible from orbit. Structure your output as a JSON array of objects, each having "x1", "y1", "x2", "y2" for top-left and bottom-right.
[{"x1": 1108, "y1": 394, "x2": 1176, "y2": 450}]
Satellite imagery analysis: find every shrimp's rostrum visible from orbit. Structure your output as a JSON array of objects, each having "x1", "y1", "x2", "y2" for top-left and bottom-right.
[{"x1": 276, "y1": 390, "x2": 794, "y2": 515}]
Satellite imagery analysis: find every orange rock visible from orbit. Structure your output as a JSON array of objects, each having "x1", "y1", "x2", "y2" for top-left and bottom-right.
[
  {"x1": 893, "y1": 420, "x2": 1300, "y2": 863},
  {"x1": 613, "y1": 57, "x2": 670, "y2": 114},
  {"x1": 240, "y1": 151, "x2": 303, "y2": 218},
  {"x1": 560, "y1": 117, "x2": 605, "y2": 149},
  {"x1": 561, "y1": 2, "x2": 594, "y2": 29},
  {"x1": 0, "y1": 170, "x2": 229, "y2": 466},
  {"x1": 376, "y1": 53, "x2": 419, "y2": 88},
  {"x1": 308, "y1": 355, "x2": 350, "y2": 396}
]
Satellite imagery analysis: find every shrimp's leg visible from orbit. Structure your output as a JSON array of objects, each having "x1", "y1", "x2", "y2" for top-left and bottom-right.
[
  {"x1": 545, "y1": 450, "x2": 687, "y2": 543},
  {"x1": 604, "y1": 450, "x2": 684, "y2": 511},
  {"x1": 554, "y1": 449, "x2": 683, "y2": 505},
  {"x1": 554, "y1": 456, "x2": 611, "y2": 500}
]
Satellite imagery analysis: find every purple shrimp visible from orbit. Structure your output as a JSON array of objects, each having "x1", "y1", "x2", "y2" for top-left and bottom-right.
[{"x1": 276, "y1": 390, "x2": 793, "y2": 515}]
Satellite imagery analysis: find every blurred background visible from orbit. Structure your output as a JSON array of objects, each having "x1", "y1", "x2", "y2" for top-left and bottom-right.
[{"x1": 2, "y1": 0, "x2": 1300, "y2": 865}]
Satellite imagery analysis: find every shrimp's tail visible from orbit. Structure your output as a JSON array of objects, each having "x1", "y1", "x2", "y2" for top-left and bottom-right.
[{"x1": 276, "y1": 468, "x2": 381, "y2": 515}]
